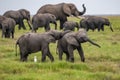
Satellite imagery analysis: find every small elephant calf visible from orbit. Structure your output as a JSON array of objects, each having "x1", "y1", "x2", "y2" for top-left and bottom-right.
[
  {"x1": 0, "y1": 16, "x2": 16, "y2": 38},
  {"x1": 63, "y1": 21, "x2": 79, "y2": 31},
  {"x1": 57, "y1": 29, "x2": 101, "y2": 62},
  {"x1": 80, "y1": 16, "x2": 114, "y2": 32},
  {"x1": 32, "y1": 13, "x2": 57, "y2": 32}
]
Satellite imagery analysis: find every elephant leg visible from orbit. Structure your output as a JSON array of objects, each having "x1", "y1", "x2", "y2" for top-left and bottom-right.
[
  {"x1": 65, "y1": 52, "x2": 69, "y2": 61},
  {"x1": 46, "y1": 50, "x2": 54, "y2": 62},
  {"x1": 41, "y1": 45, "x2": 54, "y2": 62},
  {"x1": 20, "y1": 51, "x2": 29, "y2": 62},
  {"x1": 68, "y1": 45, "x2": 74, "y2": 62},
  {"x1": 60, "y1": 18, "x2": 67, "y2": 29},
  {"x1": 57, "y1": 44, "x2": 63, "y2": 60},
  {"x1": 11, "y1": 31, "x2": 14, "y2": 38},
  {"x1": 45, "y1": 24, "x2": 50, "y2": 32},
  {"x1": 101, "y1": 25, "x2": 104, "y2": 31},
  {"x1": 77, "y1": 45, "x2": 85, "y2": 62},
  {"x1": 98, "y1": 24, "x2": 102, "y2": 32}
]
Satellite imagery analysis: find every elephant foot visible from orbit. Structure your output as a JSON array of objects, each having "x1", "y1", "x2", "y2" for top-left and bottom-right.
[
  {"x1": 69, "y1": 58, "x2": 74, "y2": 63},
  {"x1": 81, "y1": 58, "x2": 85, "y2": 62},
  {"x1": 50, "y1": 58, "x2": 54, "y2": 62}
]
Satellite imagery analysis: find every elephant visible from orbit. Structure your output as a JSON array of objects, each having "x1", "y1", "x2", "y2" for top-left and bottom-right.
[
  {"x1": 0, "y1": 15, "x2": 16, "y2": 38},
  {"x1": 16, "y1": 30, "x2": 71, "y2": 62},
  {"x1": 32, "y1": 13, "x2": 57, "y2": 32},
  {"x1": 63, "y1": 21, "x2": 79, "y2": 31},
  {"x1": 3, "y1": 9, "x2": 32, "y2": 30},
  {"x1": 37, "y1": 3, "x2": 86, "y2": 29},
  {"x1": 57, "y1": 29, "x2": 101, "y2": 62},
  {"x1": 80, "y1": 16, "x2": 114, "y2": 32}
]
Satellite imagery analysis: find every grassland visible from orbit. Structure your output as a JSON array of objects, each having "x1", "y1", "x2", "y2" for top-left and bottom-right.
[{"x1": 0, "y1": 16, "x2": 120, "y2": 80}]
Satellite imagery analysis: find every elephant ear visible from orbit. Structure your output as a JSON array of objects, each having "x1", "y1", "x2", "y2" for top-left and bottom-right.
[
  {"x1": 63, "y1": 4, "x2": 72, "y2": 16},
  {"x1": 66, "y1": 36, "x2": 79, "y2": 46}
]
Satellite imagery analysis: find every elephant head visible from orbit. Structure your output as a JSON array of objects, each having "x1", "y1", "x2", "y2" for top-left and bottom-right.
[
  {"x1": 63, "y1": 21, "x2": 80, "y2": 31},
  {"x1": 18, "y1": 9, "x2": 32, "y2": 29},
  {"x1": 66, "y1": 29, "x2": 101, "y2": 48},
  {"x1": 63, "y1": 3, "x2": 86, "y2": 17},
  {"x1": 46, "y1": 30, "x2": 71, "y2": 43},
  {"x1": 47, "y1": 13, "x2": 57, "y2": 29},
  {"x1": 103, "y1": 18, "x2": 114, "y2": 32},
  {"x1": 19, "y1": 9, "x2": 30, "y2": 20}
]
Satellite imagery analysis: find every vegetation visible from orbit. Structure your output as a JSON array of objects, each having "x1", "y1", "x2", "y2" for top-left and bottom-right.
[{"x1": 0, "y1": 16, "x2": 120, "y2": 80}]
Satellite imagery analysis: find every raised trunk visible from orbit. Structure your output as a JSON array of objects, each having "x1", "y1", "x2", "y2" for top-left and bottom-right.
[{"x1": 79, "y1": 4, "x2": 86, "y2": 15}]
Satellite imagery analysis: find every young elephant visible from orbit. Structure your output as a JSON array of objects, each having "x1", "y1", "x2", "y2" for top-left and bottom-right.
[
  {"x1": 63, "y1": 21, "x2": 79, "y2": 31},
  {"x1": 80, "y1": 16, "x2": 114, "y2": 32},
  {"x1": 32, "y1": 13, "x2": 57, "y2": 32},
  {"x1": 57, "y1": 29, "x2": 101, "y2": 62},
  {"x1": 0, "y1": 15, "x2": 16, "y2": 38},
  {"x1": 16, "y1": 30, "x2": 70, "y2": 62}
]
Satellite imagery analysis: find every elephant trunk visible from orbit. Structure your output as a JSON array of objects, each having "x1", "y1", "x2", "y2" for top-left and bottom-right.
[
  {"x1": 87, "y1": 38, "x2": 101, "y2": 48},
  {"x1": 54, "y1": 21, "x2": 57, "y2": 30},
  {"x1": 27, "y1": 20, "x2": 32, "y2": 30},
  {"x1": 79, "y1": 4, "x2": 86, "y2": 15},
  {"x1": 109, "y1": 23, "x2": 114, "y2": 32}
]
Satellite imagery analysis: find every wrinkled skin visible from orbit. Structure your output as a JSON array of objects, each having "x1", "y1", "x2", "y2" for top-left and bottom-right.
[
  {"x1": 16, "y1": 30, "x2": 71, "y2": 62},
  {"x1": 3, "y1": 9, "x2": 32, "y2": 30},
  {"x1": 57, "y1": 29, "x2": 101, "y2": 62},
  {"x1": 0, "y1": 15, "x2": 16, "y2": 38},
  {"x1": 32, "y1": 13, "x2": 57, "y2": 32},
  {"x1": 63, "y1": 21, "x2": 79, "y2": 31},
  {"x1": 37, "y1": 3, "x2": 86, "y2": 29},
  {"x1": 80, "y1": 16, "x2": 114, "y2": 32}
]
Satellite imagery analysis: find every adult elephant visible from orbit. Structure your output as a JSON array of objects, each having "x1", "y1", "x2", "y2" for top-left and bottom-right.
[
  {"x1": 63, "y1": 21, "x2": 79, "y2": 31},
  {"x1": 37, "y1": 3, "x2": 86, "y2": 29},
  {"x1": 3, "y1": 9, "x2": 32, "y2": 30},
  {"x1": 16, "y1": 30, "x2": 70, "y2": 62},
  {"x1": 80, "y1": 16, "x2": 114, "y2": 32},
  {"x1": 57, "y1": 29, "x2": 101, "y2": 62},
  {"x1": 0, "y1": 15, "x2": 16, "y2": 38},
  {"x1": 32, "y1": 13, "x2": 57, "y2": 32}
]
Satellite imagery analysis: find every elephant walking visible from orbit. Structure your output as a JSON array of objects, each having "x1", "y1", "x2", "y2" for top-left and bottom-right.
[
  {"x1": 37, "y1": 3, "x2": 86, "y2": 29},
  {"x1": 63, "y1": 21, "x2": 79, "y2": 31},
  {"x1": 0, "y1": 15, "x2": 16, "y2": 38},
  {"x1": 3, "y1": 9, "x2": 32, "y2": 30},
  {"x1": 16, "y1": 30, "x2": 70, "y2": 62},
  {"x1": 57, "y1": 29, "x2": 101, "y2": 62},
  {"x1": 80, "y1": 16, "x2": 114, "y2": 32},
  {"x1": 32, "y1": 13, "x2": 57, "y2": 32}
]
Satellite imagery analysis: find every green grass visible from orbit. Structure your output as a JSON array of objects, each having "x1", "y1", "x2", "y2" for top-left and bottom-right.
[{"x1": 0, "y1": 16, "x2": 120, "y2": 80}]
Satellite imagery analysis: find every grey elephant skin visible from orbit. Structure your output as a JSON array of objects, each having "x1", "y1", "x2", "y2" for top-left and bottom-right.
[
  {"x1": 32, "y1": 13, "x2": 57, "y2": 32},
  {"x1": 16, "y1": 30, "x2": 70, "y2": 62},
  {"x1": 37, "y1": 3, "x2": 86, "y2": 29},
  {"x1": 0, "y1": 15, "x2": 16, "y2": 38},
  {"x1": 63, "y1": 21, "x2": 79, "y2": 31},
  {"x1": 3, "y1": 9, "x2": 32, "y2": 30},
  {"x1": 57, "y1": 29, "x2": 101, "y2": 62},
  {"x1": 80, "y1": 16, "x2": 114, "y2": 32}
]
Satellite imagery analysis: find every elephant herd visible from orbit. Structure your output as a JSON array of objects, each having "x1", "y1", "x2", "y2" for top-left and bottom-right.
[{"x1": 0, "y1": 2, "x2": 114, "y2": 62}]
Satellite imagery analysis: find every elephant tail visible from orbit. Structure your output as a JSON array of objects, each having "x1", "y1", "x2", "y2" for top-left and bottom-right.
[{"x1": 87, "y1": 38, "x2": 101, "y2": 48}]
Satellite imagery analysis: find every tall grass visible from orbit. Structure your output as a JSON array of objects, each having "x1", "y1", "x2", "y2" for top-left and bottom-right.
[{"x1": 0, "y1": 16, "x2": 120, "y2": 80}]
